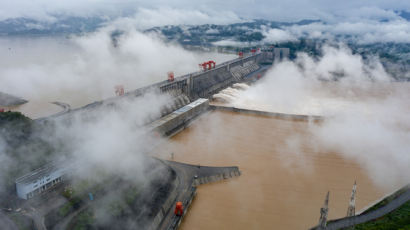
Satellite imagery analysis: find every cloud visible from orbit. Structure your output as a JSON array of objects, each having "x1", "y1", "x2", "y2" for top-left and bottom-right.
[
  {"x1": 0, "y1": 68, "x2": 175, "y2": 226},
  {"x1": 248, "y1": 8, "x2": 410, "y2": 44},
  {"x1": 262, "y1": 28, "x2": 297, "y2": 43},
  {"x1": 110, "y1": 7, "x2": 243, "y2": 30},
  {"x1": 285, "y1": 19, "x2": 410, "y2": 43},
  {"x1": 212, "y1": 28, "x2": 298, "y2": 46},
  {"x1": 220, "y1": 45, "x2": 391, "y2": 114},
  {"x1": 311, "y1": 95, "x2": 410, "y2": 189},
  {"x1": 0, "y1": 20, "x2": 234, "y2": 209},
  {"x1": 0, "y1": 27, "x2": 235, "y2": 109},
  {"x1": 212, "y1": 39, "x2": 250, "y2": 47},
  {"x1": 52, "y1": 91, "x2": 170, "y2": 183},
  {"x1": 215, "y1": 45, "x2": 410, "y2": 189},
  {"x1": 0, "y1": 21, "x2": 209, "y2": 223}
]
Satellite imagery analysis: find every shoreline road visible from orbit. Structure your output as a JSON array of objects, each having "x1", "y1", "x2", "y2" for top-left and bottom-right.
[
  {"x1": 35, "y1": 101, "x2": 71, "y2": 122},
  {"x1": 50, "y1": 102, "x2": 71, "y2": 117}
]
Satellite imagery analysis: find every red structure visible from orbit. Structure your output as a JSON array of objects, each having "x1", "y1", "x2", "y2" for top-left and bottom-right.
[
  {"x1": 0, "y1": 108, "x2": 4, "y2": 113},
  {"x1": 250, "y1": 49, "x2": 257, "y2": 54},
  {"x1": 167, "y1": 71, "x2": 174, "y2": 82},
  {"x1": 174, "y1": 201, "x2": 184, "y2": 216},
  {"x1": 199, "y1": 61, "x2": 216, "y2": 71},
  {"x1": 115, "y1": 85, "x2": 124, "y2": 96},
  {"x1": 257, "y1": 74, "x2": 261, "y2": 79},
  {"x1": 207, "y1": 61, "x2": 216, "y2": 70},
  {"x1": 238, "y1": 51, "x2": 244, "y2": 58}
]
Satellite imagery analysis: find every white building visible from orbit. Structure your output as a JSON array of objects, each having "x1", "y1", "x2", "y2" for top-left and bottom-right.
[{"x1": 15, "y1": 163, "x2": 67, "y2": 199}]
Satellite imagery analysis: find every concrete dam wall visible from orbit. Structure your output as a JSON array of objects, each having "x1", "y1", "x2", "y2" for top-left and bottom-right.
[
  {"x1": 118, "y1": 52, "x2": 264, "y2": 102},
  {"x1": 42, "y1": 52, "x2": 269, "y2": 123},
  {"x1": 209, "y1": 105, "x2": 324, "y2": 122}
]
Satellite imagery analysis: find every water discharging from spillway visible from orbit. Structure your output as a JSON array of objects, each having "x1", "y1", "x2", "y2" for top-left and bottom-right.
[
  {"x1": 212, "y1": 83, "x2": 245, "y2": 104},
  {"x1": 211, "y1": 82, "x2": 410, "y2": 117},
  {"x1": 152, "y1": 82, "x2": 410, "y2": 229}
]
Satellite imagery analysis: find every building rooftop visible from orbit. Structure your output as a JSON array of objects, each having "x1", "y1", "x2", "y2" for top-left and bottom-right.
[{"x1": 15, "y1": 162, "x2": 63, "y2": 185}]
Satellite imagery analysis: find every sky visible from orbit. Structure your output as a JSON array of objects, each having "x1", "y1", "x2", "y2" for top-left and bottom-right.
[{"x1": 1, "y1": 0, "x2": 410, "y2": 22}]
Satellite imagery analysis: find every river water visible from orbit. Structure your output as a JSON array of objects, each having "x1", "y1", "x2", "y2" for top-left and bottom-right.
[
  {"x1": 153, "y1": 110, "x2": 395, "y2": 229},
  {"x1": 3, "y1": 101, "x2": 62, "y2": 119}
]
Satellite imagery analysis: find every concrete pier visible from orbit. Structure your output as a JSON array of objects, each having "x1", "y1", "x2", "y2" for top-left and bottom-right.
[{"x1": 209, "y1": 105, "x2": 324, "y2": 122}]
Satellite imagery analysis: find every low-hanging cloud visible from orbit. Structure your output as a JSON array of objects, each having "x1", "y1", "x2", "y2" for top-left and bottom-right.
[
  {"x1": 262, "y1": 28, "x2": 297, "y2": 43},
  {"x1": 110, "y1": 7, "x2": 244, "y2": 30},
  {"x1": 284, "y1": 18, "x2": 410, "y2": 44},
  {"x1": 311, "y1": 95, "x2": 410, "y2": 189},
  {"x1": 52, "y1": 91, "x2": 171, "y2": 183},
  {"x1": 0, "y1": 26, "x2": 235, "y2": 109},
  {"x1": 216, "y1": 45, "x2": 410, "y2": 189},
  {"x1": 258, "y1": 7, "x2": 410, "y2": 44}
]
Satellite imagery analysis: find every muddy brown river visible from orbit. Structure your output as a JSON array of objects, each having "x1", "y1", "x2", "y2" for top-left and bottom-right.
[
  {"x1": 3, "y1": 101, "x2": 62, "y2": 119},
  {"x1": 153, "y1": 111, "x2": 396, "y2": 230}
]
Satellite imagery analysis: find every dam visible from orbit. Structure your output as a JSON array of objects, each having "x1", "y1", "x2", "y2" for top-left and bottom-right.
[{"x1": 5, "y1": 48, "x2": 407, "y2": 229}]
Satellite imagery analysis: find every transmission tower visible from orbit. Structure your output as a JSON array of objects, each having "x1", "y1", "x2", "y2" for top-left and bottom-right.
[
  {"x1": 347, "y1": 181, "x2": 357, "y2": 217},
  {"x1": 318, "y1": 191, "x2": 330, "y2": 229}
]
